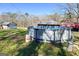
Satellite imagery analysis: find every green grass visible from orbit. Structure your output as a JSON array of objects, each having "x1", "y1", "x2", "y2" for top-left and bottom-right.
[
  {"x1": 0, "y1": 29, "x2": 27, "y2": 56},
  {"x1": 0, "y1": 29, "x2": 79, "y2": 56}
]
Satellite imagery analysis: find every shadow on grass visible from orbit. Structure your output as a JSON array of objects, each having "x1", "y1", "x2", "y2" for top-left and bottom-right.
[
  {"x1": 50, "y1": 42, "x2": 68, "y2": 56},
  {"x1": 16, "y1": 40, "x2": 43, "y2": 56},
  {"x1": 74, "y1": 36, "x2": 79, "y2": 42},
  {"x1": 0, "y1": 30, "x2": 26, "y2": 41},
  {"x1": 74, "y1": 36, "x2": 79, "y2": 40},
  {"x1": 16, "y1": 40, "x2": 68, "y2": 56},
  {"x1": 57, "y1": 44, "x2": 67, "y2": 56}
]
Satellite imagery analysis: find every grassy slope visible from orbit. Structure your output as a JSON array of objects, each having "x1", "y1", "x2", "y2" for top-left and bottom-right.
[{"x1": 0, "y1": 29, "x2": 79, "y2": 56}]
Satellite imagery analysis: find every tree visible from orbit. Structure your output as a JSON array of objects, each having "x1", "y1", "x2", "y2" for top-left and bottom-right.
[
  {"x1": 3, "y1": 12, "x2": 17, "y2": 23},
  {"x1": 47, "y1": 13, "x2": 62, "y2": 22},
  {"x1": 65, "y1": 3, "x2": 79, "y2": 23}
]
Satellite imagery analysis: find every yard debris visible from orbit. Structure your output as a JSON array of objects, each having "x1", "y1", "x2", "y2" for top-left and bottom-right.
[{"x1": 25, "y1": 34, "x2": 32, "y2": 43}]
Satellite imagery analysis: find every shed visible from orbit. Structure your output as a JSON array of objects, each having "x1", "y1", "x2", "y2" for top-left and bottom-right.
[{"x1": 2, "y1": 22, "x2": 17, "y2": 29}]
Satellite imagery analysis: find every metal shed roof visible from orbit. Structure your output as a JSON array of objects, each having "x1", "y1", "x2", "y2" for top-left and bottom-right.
[
  {"x1": 2, "y1": 22, "x2": 17, "y2": 26},
  {"x1": 2, "y1": 22, "x2": 10, "y2": 25}
]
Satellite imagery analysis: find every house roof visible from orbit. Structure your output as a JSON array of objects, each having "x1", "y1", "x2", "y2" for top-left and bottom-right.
[
  {"x1": 2, "y1": 22, "x2": 16, "y2": 26},
  {"x1": 2, "y1": 22, "x2": 10, "y2": 25}
]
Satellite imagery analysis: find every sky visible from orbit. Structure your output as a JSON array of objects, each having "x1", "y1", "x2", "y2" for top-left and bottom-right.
[{"x1": 0, "y1": 3, "x2": 67, "y2": 15}]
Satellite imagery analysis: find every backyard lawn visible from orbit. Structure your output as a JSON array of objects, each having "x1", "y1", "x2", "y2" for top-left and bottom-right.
[{"x1": 0, "y1": 29, "x2": 79, "y2": 56}]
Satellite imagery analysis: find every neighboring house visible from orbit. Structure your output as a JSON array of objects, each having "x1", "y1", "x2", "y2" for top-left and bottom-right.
[{"x1": 2, "y1": 22, "x2": 17, "y2": 29}]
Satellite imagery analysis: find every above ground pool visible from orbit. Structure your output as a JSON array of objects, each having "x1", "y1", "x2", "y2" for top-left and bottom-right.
[{"x1": 28, "y1": 25, "x2": 72, "y2": 43}]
